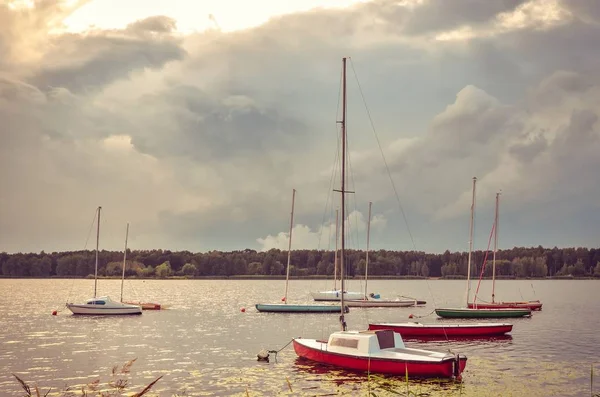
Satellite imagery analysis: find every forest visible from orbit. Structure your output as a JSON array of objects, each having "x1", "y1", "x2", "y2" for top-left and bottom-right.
[{"x1": 1, "y1": 246, "x2": 599, "y2": 279}]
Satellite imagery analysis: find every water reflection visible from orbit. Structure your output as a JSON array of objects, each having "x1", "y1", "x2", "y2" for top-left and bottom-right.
[{"x1": 0, "y1": 279, "x2": 598, "y2": 396}]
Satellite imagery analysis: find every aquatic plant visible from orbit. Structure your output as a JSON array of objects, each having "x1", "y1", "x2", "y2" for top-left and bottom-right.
[{"x1": 12, "y1": 358, "x2": 162, "y2": 397}]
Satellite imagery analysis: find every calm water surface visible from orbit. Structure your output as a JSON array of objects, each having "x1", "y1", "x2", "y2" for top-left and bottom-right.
[{"x1": 0, "y1": 278, "x2": 598, "y2": 396}]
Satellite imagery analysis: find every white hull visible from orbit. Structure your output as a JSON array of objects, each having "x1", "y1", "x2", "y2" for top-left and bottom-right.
[
  {"x1": 311, "y1": 290, "x2": 364, "y2": 301},
  {"x1": 67, "y1": 296, "x2": 142, "y2": 315}
]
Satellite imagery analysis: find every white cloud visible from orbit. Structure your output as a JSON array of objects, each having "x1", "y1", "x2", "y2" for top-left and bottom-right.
[{"x1": 257, "y1": 209, "x2": 387, "y2": 251}]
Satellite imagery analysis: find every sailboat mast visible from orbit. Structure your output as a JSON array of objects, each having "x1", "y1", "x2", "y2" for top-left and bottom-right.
[
  {"x1": 339, "y1": 57, "x2": 347, "y2": 331},
  {"x1": 466, "y1": 177, "x2": 476, "y2": 306},
  {"x1": 94, "y1": 206, "x2": 101, "y2": 299},
  {"x1": 284, "y1": 188, "x2": 296, "y2": 304},
  {"x1": 492, "y1": 192, "x2": 499, "y2": 303},
  {"x1": 121, "y1": 222, "x2": 129, "y2": 302},
  {"x1": 334, "y1": 208, "x2": 339, "y2": 291},
  {"x1": 365, "y1": 201, "x2": 372, "y2": 299}
]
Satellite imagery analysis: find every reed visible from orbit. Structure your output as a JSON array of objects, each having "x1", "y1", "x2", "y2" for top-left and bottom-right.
[{"x1": 12, "y1": 359, "x2": 162, "y2": 397}]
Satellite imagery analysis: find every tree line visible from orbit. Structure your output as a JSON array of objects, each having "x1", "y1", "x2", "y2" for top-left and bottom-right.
[{"x1": 1, "y1": 245, "x2": 600, "y2": 279}]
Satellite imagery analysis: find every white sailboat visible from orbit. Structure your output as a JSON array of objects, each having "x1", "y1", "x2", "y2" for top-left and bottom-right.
[
  {"x1": 345, "y1": 202, "x2": 421, "y2": 308},
  {"x1": 310, "y1": 208, "x2": 363, "y2": 302},
  {"x1": 256, "y1": 190, "x2": 347, "y2": 313},
  {"x1": 66, "y1": 207, "x2": 142, "y2": 315}
]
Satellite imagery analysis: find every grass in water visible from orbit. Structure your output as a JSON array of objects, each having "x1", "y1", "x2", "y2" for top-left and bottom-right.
[{"x1": 12, "y1": 358, "x2": 162, "y2": 397}]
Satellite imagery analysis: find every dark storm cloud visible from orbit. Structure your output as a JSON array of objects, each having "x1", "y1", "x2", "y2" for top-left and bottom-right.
[
  {"x1": 128, "y1": 84, "x2": 308, "y2": 162},
  {"x1": 31, "y1": 17, "x2": 186, "y2": 93}
]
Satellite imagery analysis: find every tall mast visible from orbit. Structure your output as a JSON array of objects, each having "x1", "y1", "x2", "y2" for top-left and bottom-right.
[
  {"x1": 283, "y1": 188, "x2": 296, "y2": 304},
  {"x1": 466, "y1": 177, "x2": 476, "y2": 306},
  {"x1": 94, "y1": 206, "x2": 101, "y2": 299},
  {"x1": 121, "y1": 222, "x2": 129, "y2": 302},
  {"x1": 334, "y1": 208, "x2": 339, "y2": 291},
  {"x1": 492, "y1": 192, "x2": 500, "y2": 303},
  {"x1": 365, "y1": 201, "x2": 372, "y2": 299},
  {"x1": 338, "y1": 57, "x2": 348, "y2": 331}
]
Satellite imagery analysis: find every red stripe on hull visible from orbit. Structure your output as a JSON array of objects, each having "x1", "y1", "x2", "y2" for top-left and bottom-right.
[
  {"x1": 468, "y1": 301, "x2": 542, "y2": 311},
  {"x1": 293, "y1": 340, "x2": 466, "y2": 378},
  {"x1": 368, "y1": 323, "x2": 512, "y2": 337}
]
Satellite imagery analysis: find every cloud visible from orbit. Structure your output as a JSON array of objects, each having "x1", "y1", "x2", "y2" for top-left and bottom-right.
[
  {"x1": 2, "y1": 0, "x2": 600, "y2": 254},
  {"x1": 257, "y1": 210, "x2": 388, "y2": 251}
]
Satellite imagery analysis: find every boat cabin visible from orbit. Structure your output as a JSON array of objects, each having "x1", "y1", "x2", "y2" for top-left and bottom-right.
[
  {"x1": 85, "y1": 296, "x2": 111, "y2": 305},
  {"x1": 327, "y1": 330, "x2": 405, "y2": 355}
]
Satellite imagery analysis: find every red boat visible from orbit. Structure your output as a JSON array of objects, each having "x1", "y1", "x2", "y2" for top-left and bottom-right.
[
  {"x1": 467, "y1": 300, "x2": 542, "y2": 311},
  {"x1": 293, "y1": 329, "x2": 467, "y2": 378},
  {"x1": 123, "y1": 301, "x2": 162, "y2": 310},
  {"x1": 368, "y1": 322, "x2": 513, "y2": 338}
]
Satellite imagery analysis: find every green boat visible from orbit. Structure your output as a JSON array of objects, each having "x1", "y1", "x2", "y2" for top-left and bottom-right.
[
  {"x1": 435, "y1": 307, "x2": 531, "y2": 318},
  {"x1": 255, "y1": 303, "x2": 349, "y2": 313}
]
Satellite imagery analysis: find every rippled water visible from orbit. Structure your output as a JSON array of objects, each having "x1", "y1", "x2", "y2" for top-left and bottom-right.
[{"x1": 0, "y1": 278, "x2": 598, "y2": 396}]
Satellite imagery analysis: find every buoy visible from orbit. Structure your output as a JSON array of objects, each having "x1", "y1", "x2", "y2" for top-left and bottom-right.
[
  {"x1": 52, "y1": 310, "x2": 57, "y2": 316},
  {"x1": 408, "y1": 314, "x2": 413, "y2": 319},
  {"x1": 257, "y1": 349, "x2": 270, "y2": 362},
  {"x1": 241, "y1": 308, "x2": 246, "y2": 312}
]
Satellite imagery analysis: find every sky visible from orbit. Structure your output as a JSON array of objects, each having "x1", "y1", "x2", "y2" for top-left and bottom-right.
[{"x1": 1, "y1": 0, "x2": 600, "y2": 254}]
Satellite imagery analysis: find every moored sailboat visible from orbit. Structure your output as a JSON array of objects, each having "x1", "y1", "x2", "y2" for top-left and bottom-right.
[
  {"x1": 293, "y1": 57, "x2": 467, "y2": 378},
  {"x1": 368, "y1": 322, "x2": 513, "y2": 338},
  {"x1": 435, "y1": 178, "x2": 531, "y2": 319},
  {"x1": 468, "y1": 192, "x2": 542, "y2": 311},
  {"x1": 256, "y1": 189, "x2": 347, "y2": 313},
  {"x1": 120, "y1": 223, "x2": 162, "y2": 310},
  {"x1": 345, "y1": 202, "x2": 423, "y2": 308},
  {"x1": 66, "y1": 207, "x2": 142, "y2": 316},
  {"x1": 310, "y1": 208, "x2": 364, "y2": 302}
]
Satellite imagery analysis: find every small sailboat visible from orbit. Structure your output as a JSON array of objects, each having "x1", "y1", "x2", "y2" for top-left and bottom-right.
[
  {"x1": 368, "y1": 322, "x2": 513, "y2": 338},
  {"x1": 346, "y1": 202, "x2": 425, "y2": 308},
  {"x1": 435, "y1": 178, "x2": 531, "y2": 319},
  {"x1": 66, "y1": 207, "x2": 142, "y2": 315},
  {"x1": 120, "y1": 223, "x2": 162, "y2": 310},
  {"x1": 256, "y1": 189, "x2": 348, "y2": 313},
  {"x1": 467, "y1": 192, "x2": 542, "y2": 311},
  {"x1": 310, "y1": 208, "x2": 364, "y2": 302},
  {"x1": 294, "y1": 57, "x2": 467, "y2": 378}
]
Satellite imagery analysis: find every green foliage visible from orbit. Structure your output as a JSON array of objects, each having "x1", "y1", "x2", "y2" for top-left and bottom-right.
[
  {"x1": 1, "y1": 245, "x2": 600, "y2": 279},
  {"x1": 181, "y1": 263, "x2": 197, "y2": 276},
  {"x1": 155, "y1": 261, "x2": 172, "y2": 278}
]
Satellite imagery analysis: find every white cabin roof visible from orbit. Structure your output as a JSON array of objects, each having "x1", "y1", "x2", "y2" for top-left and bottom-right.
[{"x1": 327, "y1": 330, "x2": 405, "y2": 356}]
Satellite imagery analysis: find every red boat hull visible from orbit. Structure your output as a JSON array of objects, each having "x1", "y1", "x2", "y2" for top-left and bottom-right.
[
  {"x1": 468, "y1": 301, "x2": 542, "y2": 311},
  {"x1": 368, "y1": 323, "x2": 512, "y2": 337},
  {"x1": 123, "y1": 301, "x2": 162, "y2": 310},
  {"x1": 293, "y1": 339, "x2": 466, "y2": 378}
]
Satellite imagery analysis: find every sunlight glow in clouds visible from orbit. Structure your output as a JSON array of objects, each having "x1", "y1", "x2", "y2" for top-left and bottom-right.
[{"x1": 62, "y1": 0, "x2": 370, "y2": 33}]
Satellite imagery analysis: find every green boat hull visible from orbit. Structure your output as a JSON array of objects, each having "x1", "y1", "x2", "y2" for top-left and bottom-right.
[
  {"x1": 435, "y1": 307, "x2": 531, "y2": 318},
  {"x1": 255, "y1": 303, "x2": 348, "y2": 313}
]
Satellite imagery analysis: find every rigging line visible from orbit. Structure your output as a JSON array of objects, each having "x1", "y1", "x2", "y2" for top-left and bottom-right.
[
  {"x1": 346, "y1": 135, "x2": 361, "y2": 252},
  {"x1": 68, "y1": 207, "x2": 100, "y2": 303},
  {"x1": 317, "y1": 68, "x2": 344, "y2": 251},
  {"x1": 317, "y1": 126, "x2": 340, "y2": 250},
  {"x1": 348, "y1": 59, "x2": 446, "y2": 323},
  {"x1": 473, "y1": 222, "x2": 496, "y2": 305},
  {"x1": 348, "y1": 59, "x2": 416, "y2": 251},
  {"x1": 83, "y1": 207, "x2": 98, "y2": 250}
]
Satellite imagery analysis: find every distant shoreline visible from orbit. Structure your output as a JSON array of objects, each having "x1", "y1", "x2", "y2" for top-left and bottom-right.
[{"x1": 0, "y1": 275, "x2": 597, "y2": 280}]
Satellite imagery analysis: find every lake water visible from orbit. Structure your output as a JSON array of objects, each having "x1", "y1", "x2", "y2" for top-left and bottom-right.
[{"x1": 0, "y1": 278, "x2": 598, "y2": 396}]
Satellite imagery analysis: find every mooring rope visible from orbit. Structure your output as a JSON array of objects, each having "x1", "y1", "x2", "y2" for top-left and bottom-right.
[{"x1": 263, "y1": 338, "x2": 295, "y2": 363}]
